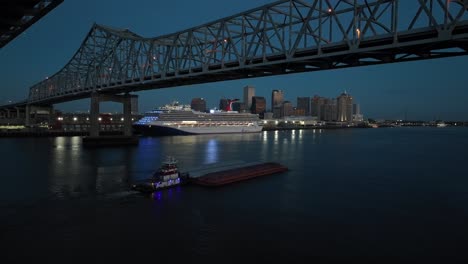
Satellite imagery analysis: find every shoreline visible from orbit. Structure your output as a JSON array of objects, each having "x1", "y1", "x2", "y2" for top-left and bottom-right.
[{"x1": 2, "y1": 124, "x2": 465, "y2": 138}]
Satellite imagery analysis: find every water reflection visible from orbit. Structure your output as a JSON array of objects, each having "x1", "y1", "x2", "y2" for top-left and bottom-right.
[
  {"x1": 50, "y1": 137, "x2": 132, "y2": 199},
  {"x1": 46, "y1": 131, "x2": 310, "y2": 200},
  {"x1": 204, "y1": 139, "x2": 219, "y2": 164},
  {"x1": 150, "y1": 185, "x2": 182, "y2": 202}
]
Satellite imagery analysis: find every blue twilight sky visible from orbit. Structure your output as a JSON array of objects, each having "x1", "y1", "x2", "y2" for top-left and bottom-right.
[{"x1": 0, "y1": 0, "x2": 467, "y2": 121}]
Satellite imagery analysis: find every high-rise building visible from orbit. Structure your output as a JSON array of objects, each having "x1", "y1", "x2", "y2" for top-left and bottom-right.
[
  {"x1": 191, "y1": 98, "x2": 206, "y2": 112},
  {"x1": 271, "y1": 90, "x2": 284, "y2": 112},
  {"x1": 352, "y1": 103, "x2": 363, "y2": 122},
  {"x1": 322, "y1": 98, "x2": 337, "y2": 121},
  {"x1": 297, "y1": 97, "x2": 310, "y2": 116},
  {"x1": 311, "y1": 95, "x2": 325, "y2": 119},
  {"x1": 337, "y1": 92, "x2": 353, "y2": 122},
  {"x1": 282, "y1": 101, "x2": 293, "y2": 117},
  {"x1": 243, "y1": 85, "x2": 255, "y2": 110},
  {"x1": 353, "y1": 104, "x2": 360, "y2": 115},
  {"x1": 251, "y1": 96, "x2": 266, "y2": 118},
  {"x1": 273, "y1": 106, "x2": 282, "y2": 119}
]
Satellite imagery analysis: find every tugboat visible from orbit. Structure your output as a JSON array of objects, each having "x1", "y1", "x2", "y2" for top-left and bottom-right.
[{"x1": 132, "y1": 156, "x2": 188, "y2": 193}]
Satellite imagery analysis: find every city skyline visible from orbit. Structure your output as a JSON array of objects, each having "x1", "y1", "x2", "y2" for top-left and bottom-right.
[{"x1": 1, "y1": 0, "x2": 467, "y2": 121}]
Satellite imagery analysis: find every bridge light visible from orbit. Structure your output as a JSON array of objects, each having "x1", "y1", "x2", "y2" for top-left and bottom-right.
[
  {"x1": 98, "y1": 117, "x2": 102, "y2": 121},
  {"x1": 328, "y1": 8, "x2": 332, "y2": 13},
  {"x1": 356, "y1": 28, "x2": 361, "y2": 39},
  {"x1": 73, "y1": 117, "x2": 77, "y2": 121},
  {"x1": 121, "y1": 118, "x2": 124, "y2": 121},
  {"x1": 223, "y1": 39, "x2": 228, "y2": 43}
]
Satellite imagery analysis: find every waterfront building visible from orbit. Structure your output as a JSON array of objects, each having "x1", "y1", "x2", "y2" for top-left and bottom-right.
[
  {"x1": 311, "y1": 95, "x2": 325, "y2": 119},
  {"x1": 251, "y1": 96, "x2": 266, "y2": 118},
  {"x1": 337, "y1": 92, "x2": 353, "y2": 122},
  {"x1": 293, "y1": 107, "x2": 306, "y2": 116},
  {"x1": 263, "y1": 112, "x2": 274, "y2": 120},
  {"x1": 297, "y1": 97, "x2": 310, "y2": 115},
  {"x1": 191, "y1": 98, "x2": 207, "y2": 112},
  {"x1": 271, "y1": 90, "x2": 284, "y2": 112},
  {"x1": 51, "y1": 112, "x2": 142, "y2": 132},
  {"x1": 243, "y1": 85, "x2": 255, "y2": 110}
]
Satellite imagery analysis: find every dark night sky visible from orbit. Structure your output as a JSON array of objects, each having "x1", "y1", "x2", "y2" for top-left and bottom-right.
[{"x1": 0, "y1": 0, "x2": 467, "y2": 120}]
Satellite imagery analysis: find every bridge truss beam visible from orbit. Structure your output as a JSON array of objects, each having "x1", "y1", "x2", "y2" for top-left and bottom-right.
[{"x1": 25, "y1": 0, "x2": 468, "y2": 105}]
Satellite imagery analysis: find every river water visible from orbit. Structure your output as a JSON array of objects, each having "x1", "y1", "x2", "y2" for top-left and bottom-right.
[{"x1": 1, "y1": 127, "x2": 467, "y2": 261}]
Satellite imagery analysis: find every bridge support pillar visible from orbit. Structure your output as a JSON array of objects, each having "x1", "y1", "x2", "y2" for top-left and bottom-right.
[
  {"x1": 123, "y1": 93, "x2": 132, "y2": 136},
  {"x1": 84, "y1": 92, "x2": 138, "y2": 146},
  {"x1": 90, "y1": 93, "x2": 137, "y2": 136},
  {"x1": 90, "y1": 92, "x2": 100, "y2": 137},
  {"x1": 25, "y1": 105, "x2": 30, "y2": 126}
]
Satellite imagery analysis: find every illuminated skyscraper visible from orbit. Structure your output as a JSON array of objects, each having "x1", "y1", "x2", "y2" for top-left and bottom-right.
[
  {"x1": 271, "y1": 90, "x2": 284, "y2": 115},
  {"x1": 337, "y1": 92, "x2": 353, "y2": 122},
  {"x1": 243, "y1": 85, "x2": 255, "y2": 110}
]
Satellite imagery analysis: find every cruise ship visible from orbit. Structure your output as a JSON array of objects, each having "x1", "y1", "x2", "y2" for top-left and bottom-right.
[{"x1": 133, "y1": 101, "x2": 263, "y2": 136}]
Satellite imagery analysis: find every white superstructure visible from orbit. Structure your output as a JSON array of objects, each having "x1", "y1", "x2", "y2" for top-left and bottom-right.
[{"x1": 134, "y1": 101, "x2": 263, "y2": 135}]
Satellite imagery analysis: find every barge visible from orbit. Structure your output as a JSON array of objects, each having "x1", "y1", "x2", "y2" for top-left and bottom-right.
[
  {"x1": 190, "y1": 162, "x2": 287, "y2": 187},
  {"x1": 131, "y1": 159, "x2": 287, "y2": 193}
]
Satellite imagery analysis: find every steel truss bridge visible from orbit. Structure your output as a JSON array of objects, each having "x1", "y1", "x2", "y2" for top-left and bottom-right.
[{"x1": 9, "y1": 0, "x2": 468, "y2": 107}]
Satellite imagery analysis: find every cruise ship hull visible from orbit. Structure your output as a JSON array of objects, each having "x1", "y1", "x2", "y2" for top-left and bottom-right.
[{"x1": 134, "y1": 124, "x2": 263, "y2": 136}]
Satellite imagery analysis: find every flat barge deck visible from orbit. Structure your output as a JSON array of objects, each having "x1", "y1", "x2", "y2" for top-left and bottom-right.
[{"x1": 190, "y1": 162, "x2": 287, "y2": 187}]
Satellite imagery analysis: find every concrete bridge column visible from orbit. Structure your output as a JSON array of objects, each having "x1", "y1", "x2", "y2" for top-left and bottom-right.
[
  {"x1": 25, "y1": 105, "x2": 30, "y2": 126},
  {"x1": 48, "y1": 106, "x2": 54, "y2": 126},
  {"x1": 15, "y1": 107, "x2": 20, "y2": 119},
  {"x1": 6, "y1": 109, "x2": 10, "y2": 119},
  {"x1": 90, "y1": 93, "x2": 100, "y2": 137},
  {"x1": 123, "y1": 93, "x2": 132, "y2": 136}
]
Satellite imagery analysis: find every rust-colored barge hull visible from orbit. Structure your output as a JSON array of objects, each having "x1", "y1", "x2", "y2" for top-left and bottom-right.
[{"x1": 191, "y1": 162, "x2": 287, "y2": 187}]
